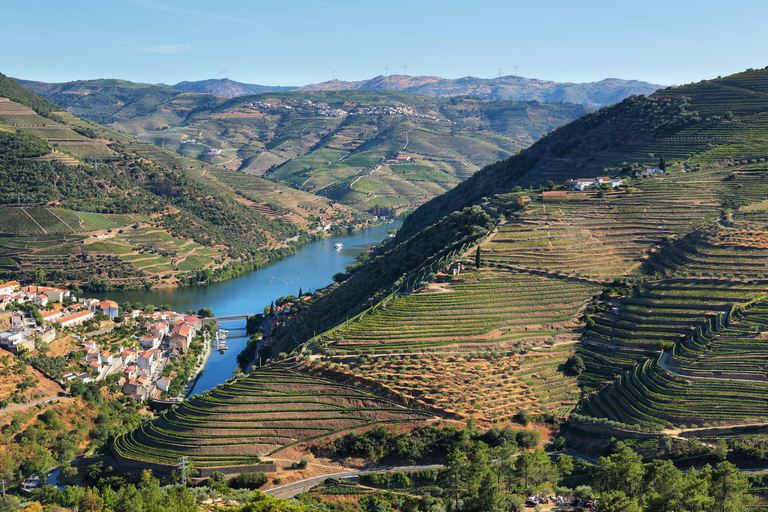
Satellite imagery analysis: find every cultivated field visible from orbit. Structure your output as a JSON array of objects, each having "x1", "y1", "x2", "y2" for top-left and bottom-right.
[{"x1": 114, "y1": 368, "x2": 432, "y2": 469}]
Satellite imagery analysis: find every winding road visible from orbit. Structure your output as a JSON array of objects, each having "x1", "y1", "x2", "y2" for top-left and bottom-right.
[{"x1": 265, "y1": 451, "x2": 598, "y2": 499}]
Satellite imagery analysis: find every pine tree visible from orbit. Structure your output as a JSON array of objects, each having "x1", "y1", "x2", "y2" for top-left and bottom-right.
[{"x1": 298, "y1": 287, "x2": 303, "y2": 298}]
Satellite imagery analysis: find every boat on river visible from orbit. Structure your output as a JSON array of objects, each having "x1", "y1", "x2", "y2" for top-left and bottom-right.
[
  {"x1": 334, "y1": 242, "x2": 343, "y2": 249},
  {"x1": 216, "y1": 330, "x2": 228, "y2": 351}
]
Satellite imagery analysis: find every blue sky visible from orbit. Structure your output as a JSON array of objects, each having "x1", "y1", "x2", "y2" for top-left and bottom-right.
[{"x1": 2, "y1": 0, "x2": 767, "y2": 87}]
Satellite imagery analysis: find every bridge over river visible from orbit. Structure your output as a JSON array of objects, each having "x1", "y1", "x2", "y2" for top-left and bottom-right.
[{"x1": 202, "y1": 314, "x2": 255, "y2": 324}]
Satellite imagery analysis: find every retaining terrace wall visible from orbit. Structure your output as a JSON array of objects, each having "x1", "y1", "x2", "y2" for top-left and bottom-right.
[{"x1": 110, "y1": 445, "x2": 277, "y2": 476}]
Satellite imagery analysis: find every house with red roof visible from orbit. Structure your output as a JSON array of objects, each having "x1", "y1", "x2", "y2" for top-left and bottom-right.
[
  {"x1": 156, "y1": 376, "x2": 173, "y2": 392},
  {"x1": 0, "y1": 282, "x2": 19, "y2": 295},
  {"x1": 59, "y1": 310, "x2": 94, "y2": 328},
  {"x1": 169, "y1": 324, "x2": 193, "y2": 353},
  {"x1": 90, "y1": 300, "x2": 119, "y2": 319},
  {"x1": 121, "y1": 349, "x2": 137, "y2": 366},
  {"x1": 137, "y1": 351, "x2": 158, "y2": 374},
  {"x1": 184, "y1": 316, "x2": 202, "y2": 329},
  {"x1": 40, "y1": 310, "x2": 63, "y2": 323}
]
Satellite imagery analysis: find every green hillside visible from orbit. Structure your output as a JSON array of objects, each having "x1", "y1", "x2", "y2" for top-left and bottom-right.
[
  {"x1": 112, "y1": 68, "x2": 768, "y2": 482},
  {"x1": 279, "y1": 67, "x2": 768, "y2": 439},
  {"x1": 19, "y1": 79, "x2": 589, "y2": 213},
  {"x1": 400, "y1": 67, "x2": 768, "y2": 240},
  {"x1": 0, "y1": 72, "x2": 346, "y2": 289}
]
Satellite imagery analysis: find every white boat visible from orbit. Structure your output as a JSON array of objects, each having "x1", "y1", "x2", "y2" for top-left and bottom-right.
[{"x1": 334, "y1": 242, "x2": 343, "y2": 249}]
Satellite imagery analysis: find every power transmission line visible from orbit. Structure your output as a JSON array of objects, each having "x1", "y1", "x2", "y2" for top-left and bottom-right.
[{"x1": 178, "y1": 456, "x2": 189, "y2": 487}]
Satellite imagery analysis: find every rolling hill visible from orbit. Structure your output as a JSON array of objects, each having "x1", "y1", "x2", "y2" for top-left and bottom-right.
[
  {"x1": 169, "y1": 78, "x2": 296, "y2": 97},
  {"x1": 115, "y1": 66, "x2": 768, "y2": 475},
  {"x1": 18, "y1": 78, "x2": 589, "y2": 214},
  {"x1": 399, "y1": 67, "x2": 768, "y2": 240},
  {"x1": 0, "y1": 72, "x2": 351, "y2": 289},
  {"x1": 281, "y1": 66, "x2": 768, "y2": 433}
]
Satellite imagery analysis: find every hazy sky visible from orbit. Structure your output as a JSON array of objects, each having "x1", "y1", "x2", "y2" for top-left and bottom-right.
[{"x1": 3, "y1": 0, "x2": 767, "y2": 87}]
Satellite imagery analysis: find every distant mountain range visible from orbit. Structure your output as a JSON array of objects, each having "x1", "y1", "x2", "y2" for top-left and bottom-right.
[
  {"x1": 167, "y1": 75, "x2": 665, "y2": 107},
  {"x1": 299, "y1": 75, "x2": 666, "y2": 107},
  {"x1": 168, "y1": 78, "x2": 295, "y2": 97}
]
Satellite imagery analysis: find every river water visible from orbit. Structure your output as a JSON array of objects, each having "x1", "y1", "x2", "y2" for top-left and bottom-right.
[{"x1": 99, "y1": 221, "x2": 401, "y2": 394}]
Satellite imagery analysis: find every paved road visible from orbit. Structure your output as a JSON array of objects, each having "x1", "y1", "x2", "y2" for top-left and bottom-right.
[
  {"x1": 265, "y1": 464, "x2": 444, "y2": 499},
  {"x1": 265, "y1": 451, "x2": 599, "y2": 499},
  {"x1": 0, "y1": 394, "x2": 69, "y2": 414},
  {"x1": 266, "y1": 450, "x2": 766, "y2": 499}
]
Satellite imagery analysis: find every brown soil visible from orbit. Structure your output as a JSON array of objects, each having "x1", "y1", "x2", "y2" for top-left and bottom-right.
[
  {"x1": 0, "y1": 347, "x2": 64, "y2": 403},
  {"x1": 0, "y1": 312, "x2": 10, "y2": 331},
  {"x1": 47, "y1": 333, "x2": 79, "y2": 358}
]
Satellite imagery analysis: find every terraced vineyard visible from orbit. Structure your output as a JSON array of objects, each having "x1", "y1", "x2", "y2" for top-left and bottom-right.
[
  {"x1": 330, "y1": 271, "x2": 599, "y2": 351},
  {"x1": 0, "y1": 208, "x2": 225, "y2": 282},
  {"x1": 574, "y1": 211, "x2": 768, "y2": 429},
  {"x1": 22, "y1": 80, "x2": 590, "y2": 213},
  {"x1": 0, "y1": 99, "x2": 115, "y2": 164},
  {"x1": 482, "y1": 173, "x2": 738, "y2": 280},
  {"x1": 105, "y1": 69, "x2": 768, "y2": 466},
  {"x1": 310, "y1": 347, "x2": 581, "y2": 422},
  {"x1": 114, "y1": 369, "x2": 432, "y2": 470},
  {"x1": 579, "y1": 301, "x2": 768, "y2": 430}
]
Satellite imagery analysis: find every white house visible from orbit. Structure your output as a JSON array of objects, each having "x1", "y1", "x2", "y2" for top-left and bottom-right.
[
  {"x1": 137, "y1": 351, "x2": 158, "y2": 374},
  {"x1": 28, "y1": 294, "x2": 49, "y2": 307},
  {"x1": 59, "y1": 310, "x2": 94, "y2": 328},
  {"x1": 567, "y1": 178, "x2": 598, "y2": 191},
  {"x1": 40, "y1": 310, "x2": 62, "y2": 323},
  {"x1": 121, "y1": 349, "x2": 137, "y2": 367},
  {"x1": 100, "y1": 351, "x2": 116, "y2": 364},
  {"x1": 0, "y1": 281, "x2": 20, "y2": 295},
  {"x1": 90, "y1": 300, "x2": 119, "y2": 319},
  {"x1": 156, "y1": 376, "x2": 173, "y2": 392},
  {"x1": 140, "y1": 335, "x2": 160, "y2": 349},
  {"x1": 636, "y1": 167, "x2": 665, "y2": 177}
]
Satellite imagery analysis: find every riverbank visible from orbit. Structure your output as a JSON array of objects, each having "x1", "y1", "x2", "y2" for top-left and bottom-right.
[
  {"x1": 181, "y1": 329, "x2": 213, "y2": 398},
  {"x1": 102, "y1": 222, "x2": 402, "y2": 394}
]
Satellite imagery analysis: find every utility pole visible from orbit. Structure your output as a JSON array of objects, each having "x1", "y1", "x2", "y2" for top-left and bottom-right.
[
  {"x1": 2, "y1": 478, "x2": 5, "y2": 497},
  {"x1": 178, "y1": 456, "x2": 188, "y2": 487}
]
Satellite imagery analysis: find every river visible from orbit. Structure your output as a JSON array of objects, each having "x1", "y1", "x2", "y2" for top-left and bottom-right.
[{"x1": 99, "y1": 221, "x2": 401, "y2": 394}]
